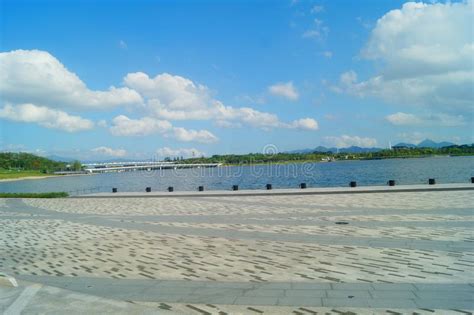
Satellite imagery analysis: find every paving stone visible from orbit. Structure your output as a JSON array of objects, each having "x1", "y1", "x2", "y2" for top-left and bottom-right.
[
  {"x1": 284, "y1": 289, "x2": 326, "y2": 298},
  {"x1": 277, "y1": 296, "x2": 323, "y2": 306},
  {"x1": 322, "y1": 297, "x2": 370, "y2": 307},
  {"x1": 234, "y1": 296, "x2": 278, "y2": 306},
  {"x1": 243, "y1": 289, "x2": 285, "y2": 297},
  {"x1": 327, "y1": 290, "x2": 372, "y2": 298},
  {"x1": 369, "y1": 290, "x2": 417, "y2": 299},
  {"x1": 367, "y1": 298, "x2": 417, "y2": 308}
]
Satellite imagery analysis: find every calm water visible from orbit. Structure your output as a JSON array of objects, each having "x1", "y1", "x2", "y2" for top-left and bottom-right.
[{"x1": 1, "y1": 156, "x2": 473, "y2": 195}]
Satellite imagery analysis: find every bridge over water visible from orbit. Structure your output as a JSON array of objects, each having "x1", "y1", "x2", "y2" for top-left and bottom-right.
[{"x1": 82, "y1": 161, "x2": 221, "y2": 173}]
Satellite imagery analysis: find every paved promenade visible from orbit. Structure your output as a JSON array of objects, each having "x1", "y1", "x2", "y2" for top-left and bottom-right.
[{"x1": 0, "y1": 184, "x2": 473, "y2": 314}]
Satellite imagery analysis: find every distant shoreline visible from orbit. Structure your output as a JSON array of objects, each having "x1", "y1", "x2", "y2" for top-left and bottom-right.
[{"x1": 0, "y1": 173, "x2": 89, "y2": 183}]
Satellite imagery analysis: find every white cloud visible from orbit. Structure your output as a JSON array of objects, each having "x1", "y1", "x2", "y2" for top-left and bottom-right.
[
  {"x1": 108, "y1": 115, "x2": 218, "y2": 143},
  {"x1": 124, "y1": 72, "x2": 318, "y2": 131},
  {"x1": 91, "y1": 146, "x2": 127, "y2": 157},
  {"x1": 324, "y1": 135, "x2": 377, "y2": 148},
  {"x1": 268, "y1": 81, "x2": 299, "y2": 101},
  {"x1": 302, "y1": 19, "x2": 329, "y2": 41},
  {"x1": 338, "y1": 1, "x2": 473, "y2": 111},
  {"x1": 287, "y1": 118, "x2": 319, "y2": 131},
  {"x1": 156, "y1": 147, "x2": 204, "y2": 158},
  {"x1": 124, "y1": 72, "x2": 209, "y2": 110},
  {"x1": 386, "y1": 112, "x2": 466, "y2": 127},
  {"x1": 311, "y1": 5, "x2": 324, "y2": 13},
  {"x1": 385, "y1": 112, "x2": 422, "y2": 126},
  {"x1": 109, "y1": 115, "x2": 172, "y2": 136},
  {"x1": 0, "y1": 50, "x2": 142, "y2": 110},
  {"x1": 173, "y1": 127, "x2": 218, "y2": 143},
  {"x1": 0, "y1": 103, "x2": 94, "y2": 132},
  {"x1": 302, "y1": 30, "x2": 322, "y2": 39}
]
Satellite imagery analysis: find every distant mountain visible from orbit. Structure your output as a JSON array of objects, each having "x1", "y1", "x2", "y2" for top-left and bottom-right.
[
  {"x1": 417, "y1": 139, "x2": 455, "y2": 148},
  {"x1": 393, "y1": 139, "x2": 456, "y2": 149},
  {"x1": 46, "y1": 155, "x2": 76, "y2": 163}
]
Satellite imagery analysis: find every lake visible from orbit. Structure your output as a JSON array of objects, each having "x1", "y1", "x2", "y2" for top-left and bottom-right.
[{"x1": 1, "y1": 156, "x2": 473, "y2": 195}]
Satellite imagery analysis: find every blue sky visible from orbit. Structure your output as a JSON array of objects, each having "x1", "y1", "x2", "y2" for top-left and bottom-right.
[{"x1": 0, "y1": 0, "x2": 472, "y2": 160}]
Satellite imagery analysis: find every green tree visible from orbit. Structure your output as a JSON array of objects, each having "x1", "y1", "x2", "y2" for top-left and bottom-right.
[{"x1": 72, "y1": 160, "x2": 82, "y2": 171}]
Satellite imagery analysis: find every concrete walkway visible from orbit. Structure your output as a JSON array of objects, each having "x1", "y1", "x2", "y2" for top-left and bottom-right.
[
  {"x1": 1, "y1": 185, "x2": 473, "y2": 313},
  {"x1": 15, "y1": 275, "x2": 474, "y2": 310}
]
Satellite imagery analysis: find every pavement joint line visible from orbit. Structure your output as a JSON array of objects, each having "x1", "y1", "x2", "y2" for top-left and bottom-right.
[{"x1": 3, "y1": 284, "x2": 42, "y2": 315}]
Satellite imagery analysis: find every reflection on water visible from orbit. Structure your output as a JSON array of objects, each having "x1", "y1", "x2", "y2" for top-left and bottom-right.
[{"x1": 1, "y1": 156, "x2": 473, "y2": 195}]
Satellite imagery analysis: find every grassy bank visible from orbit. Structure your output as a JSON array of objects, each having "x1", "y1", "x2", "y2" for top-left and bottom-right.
[
  {"x1": 0, "y1": 170, "x2": 55, "y2": 180},
  {"x1": 0, "y1": 192, "x2": 69, "y2": 198}
]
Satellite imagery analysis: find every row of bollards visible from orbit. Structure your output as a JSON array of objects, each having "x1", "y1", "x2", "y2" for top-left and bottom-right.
[{"x1": 111, "y1": 177, "x2": 474, "y2": 193}]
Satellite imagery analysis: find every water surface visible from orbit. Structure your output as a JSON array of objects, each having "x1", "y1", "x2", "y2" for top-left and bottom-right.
[{"x1": 1, "y1": 156, "x2": 472, "y2": 195}]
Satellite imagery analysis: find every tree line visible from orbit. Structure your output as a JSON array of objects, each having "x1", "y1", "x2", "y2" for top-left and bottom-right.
[
  {"x1": 177, "y1": 145, "x2": 474, "y2": 165},
  {"x1": 0, "y1": 152, "x2": 72, "y2": 173}
]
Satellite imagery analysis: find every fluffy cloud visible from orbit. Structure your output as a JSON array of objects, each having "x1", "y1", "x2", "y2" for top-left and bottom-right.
[
  {"x1": 108, "y1": 115, "x2": 218, "y2": 143},
  {"x1": 385, "y1": 112, "x2": 422, "y2": 126},
  {"x1": 124, "y1": 72, "x2": 318, "y2": 131},
  {"x1": 287, "y1": 118, "x2": 319, "y2": 131},
  {"x1": 0, "y1": 50, "x2": 142, "y2": 110},
  {"x1": 311, "y1": 5, "x2": 324, "y2": 13},
  {"x1": 156, "y1": 147, "x2": 204, "y2": 158},
  {"x1": 91, "y1": 146, "x2": 127, "y2": 157},
  {"x1": 109, "y1": 115, "x2": 172, "y2": 136},
  {"x1": 268, "y1": 82, "x2": 299, "y2": 101},
  {"x1": 337, "y1": 1, "x2": 473, "y2": 111},
  {"x1": 302, "y1": 18, "x2": 329, "y2": 41},
  {"x1": 0, "y1": 103, "x2": 93, "y2": 132},
  {"x1": 324, "y1": 135, "x2": 377, "y2": 148},
  {"x1": 173, "y1": 127, "x2": 218, "y2": 143},
  {"x1": 386, "y1": 112, "x2": 466, "y2": 127}
]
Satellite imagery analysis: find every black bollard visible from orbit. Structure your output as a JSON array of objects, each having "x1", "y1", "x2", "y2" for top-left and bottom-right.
[
  {"x1": 388, "y1": 180, "x2": 396, "y2": 186},
  {"x1": 146, "y1": 187, "x2": 151, "y2": 192},
  {"x1": 168, "y1": 186, "x2": 174, "y2": 192},
  {"x1": 471, "y1": 177, "x2": 474, "y2": 184},
  {"x1": 198, "y1": 186, "x2": 204, "y2": 191},
  {"x1": 350, "y1": 181, "x2": 357, "y2": 188},
  {"x1": 428, "y1": 178, "x2": 436, "y2": 185},
  {"x1": 112, "y1": 188, "x2": 117, "y2": 193},
  {"x1": 266, "y1": 184, "x2": 272, "y2": 190},
  {"x1": 232, "y1": 185, "x2": 239, "y2": 191},
  {"x1": 300, "y1": 183, "x2": 307, "y2": 189}
]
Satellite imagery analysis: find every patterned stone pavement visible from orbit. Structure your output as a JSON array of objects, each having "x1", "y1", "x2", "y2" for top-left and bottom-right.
[{"x1": 1, "y1": 186, "x2": 473, "y2": 314}]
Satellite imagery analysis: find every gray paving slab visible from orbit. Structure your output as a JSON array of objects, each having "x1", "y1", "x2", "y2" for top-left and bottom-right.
[
  {"x1": 371, "y1": 283, "x2": 418, "y2": 291},
  {"x1": 234, "y1": 296, "x2": 279, "y2": 306},
  {"x1": 277, "y1": 296, "x2": 323, "y2": 306},
  {"x1": 322, "y1": 297, "x2": 370, "y2": 307},
  {"x1": 370, "y1": 290, "x2": 417, "y2": 299},
  {"x1": 242, "y1": 289, "x2": 285, "y2": 297},
  {"x1": 284, "y1": 289, "x2": 326, "y2": 297},
  {"x1": 415, "y1": 291, "x2": 473, "y2": 300},
  {"x1": 327, "y1": 290, "x2": 372, "y2": 298},
  {"x1": 415, "y1": 299, "x2": 474, "y2": 309},
  {"x1": 367, "y1": 298, "x2": 418, "y2": 308}
]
